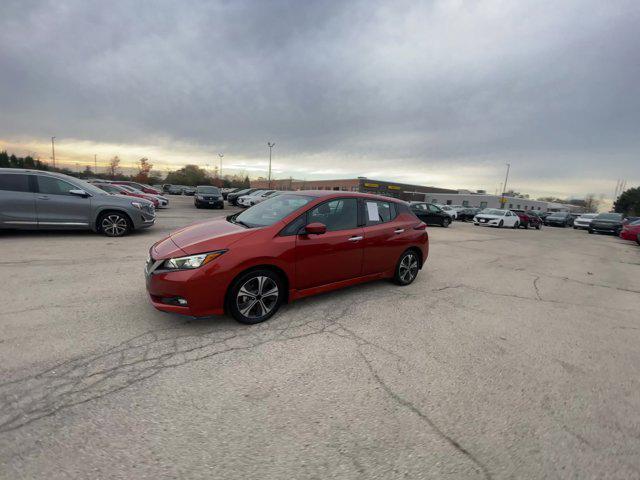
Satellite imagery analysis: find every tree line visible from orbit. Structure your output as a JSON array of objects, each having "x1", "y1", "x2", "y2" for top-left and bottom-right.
[{"x1": 0, "y1": 151, "x2": 251, "y2": 188}]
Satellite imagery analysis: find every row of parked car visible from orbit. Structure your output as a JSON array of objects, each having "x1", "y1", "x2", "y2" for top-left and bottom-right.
[{"x1": 88, "y1": 180, "x2": 170, "y2": 209}]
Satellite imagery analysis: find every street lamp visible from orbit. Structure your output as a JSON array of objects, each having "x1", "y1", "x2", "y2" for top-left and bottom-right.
[
  {"x1": 51, "y1": 136, "x2": 56, "y2": 168},
  {"x1": 267, "y1": 142, "x2": 275, "y2": 189},
  {"x1": 218, "y1": 153, "x2": 224, "y2": 179},
  {"x1": 500, "y1": 163, "x2": 511, "y2": 209}
]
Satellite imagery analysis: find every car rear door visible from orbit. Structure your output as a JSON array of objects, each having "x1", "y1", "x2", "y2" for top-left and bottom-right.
[
  {"x1": 35, "y1": 175, "x2": 92, "y2": 227},
  {"x1": 0, "y1": 172, "x2": 37, "y2": 228},
  {"x1": 295, "y1": 198, "x2": 363, "y2": 289},
  {"x1": 361, "y1": 199, "x2": 410, "y2": 275}
]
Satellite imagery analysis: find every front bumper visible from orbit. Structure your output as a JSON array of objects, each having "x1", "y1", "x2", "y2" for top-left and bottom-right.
[
  {"x1": 474, "y1": 218, "x2": 500, "y2": 226},
  {"x1": 145, "y1": 256, "x2": 230, "y2": 317},
  {"x1": 131, "y1": 205, "x2": 156, "y2": 229},
  {"x1": 195, "y1": 198, "x2": 224, "y2": 208},
  {"x1": 590, "y1": 224, "x2": 620, "y2": 233}
]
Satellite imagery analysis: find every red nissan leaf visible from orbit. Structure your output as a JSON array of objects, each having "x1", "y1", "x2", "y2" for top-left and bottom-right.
[{"x1": 145, "y1": 191, "x2": 428, "y2": 324}]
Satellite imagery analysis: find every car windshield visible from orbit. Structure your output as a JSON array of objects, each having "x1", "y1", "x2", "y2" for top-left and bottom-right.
[
  {"x1": 119, "y1": 185, "x2": 142, "y2": 193},
  {"x1": 596, "y1": 213, "x2": 622, "y2": 220},
  {"x1": 234, "y1": 194, "x2": 314, "y2": 227},
  {"x1": 96, "y1": 184, "x2": 120, "y2": 194},
  {"x1": 197, "y1": 186, "x2": 220, "y2": 194},
  {"x1": 548, "y1": 212, "x2": 568, "y2": 218},
  {"x1": 579, "y1": 214, "x2": 597, "y2": 219},
  {"x1": 480, "y1": 209, "x2": 504, "y2": 215}
]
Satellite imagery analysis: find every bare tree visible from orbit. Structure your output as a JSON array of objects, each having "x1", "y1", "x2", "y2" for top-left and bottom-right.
[{"x1": 107, "y1": 156, "x2": 121, "y2": 178}]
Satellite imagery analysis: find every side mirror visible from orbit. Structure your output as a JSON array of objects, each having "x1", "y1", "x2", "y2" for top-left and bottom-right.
[
  {"x1": 69, "y1": 189, "x2": 89, "y2": 197},
  {"x1": 304, "y1": 222, "x2": 327, "y2": 235}
]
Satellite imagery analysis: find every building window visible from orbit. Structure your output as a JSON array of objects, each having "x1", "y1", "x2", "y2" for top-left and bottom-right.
[
  {"x1": 446, "y1": 200, "x2": 452, "y2": 205},
  {"x1": 480, "y1": 201, "x2": 487, "y2": 208},
  {"x1": 351, "y1": 186, "x2": 358, "y2": 191},
  {"x1": 462, "y1": 200, "x2": 469, "y2": 206},
  {"x1": 431, "y1": 199, "x2": 437, "y2": 203},
  {"x1": 509, "y1": 203, "x2": 513, "y2": 208},
  {"x1": 517, "y1": 204, "x2": 520, "y2": 209}
]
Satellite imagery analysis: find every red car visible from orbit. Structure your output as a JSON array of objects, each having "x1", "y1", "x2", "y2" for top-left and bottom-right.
[
  {"x1": 145, "y1": 192, "x2": 428, "y2": 324},
  {"x1": 619, "y1": 220, "x2": 640, "y2": 245},
  {"x1": 112, "y1": 181, "x2": 161, "y2": 195},
  {"x1": 94, "y1": 183, "x2": 160, "y2": 208},
  {"x1": 511, "y1": 209, "x2": 543, "y2": 229}
]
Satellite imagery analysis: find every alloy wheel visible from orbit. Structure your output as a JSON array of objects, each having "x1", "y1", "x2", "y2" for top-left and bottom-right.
[
  {"x1": 101, "y1": 214, "x2": 128, "y2": 237},
  {"x1": 236, "y1": 276, "x2": 279, "y2": 319},
  {"x1": 398, "y1": 253, "x2": 419, "y2": 284}
]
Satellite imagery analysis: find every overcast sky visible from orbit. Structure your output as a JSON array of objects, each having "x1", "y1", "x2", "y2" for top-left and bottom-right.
[{"x1": 1, "y1": 0, "x2": 639, "y2": 200}]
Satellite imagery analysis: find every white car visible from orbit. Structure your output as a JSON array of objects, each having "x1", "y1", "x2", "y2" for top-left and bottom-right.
[
  {"x1": 573, "y1": 213, "x2": 598, "y2": 230},
  {"x1": 237, "y1": 189, "x2": 276, "y2": 207},
  {"x1": 473, "y1": 208, "x2": 520, "y2": 228},
  {"x1": 436, "y1": 204, "x2": 458, "y2": 219}
]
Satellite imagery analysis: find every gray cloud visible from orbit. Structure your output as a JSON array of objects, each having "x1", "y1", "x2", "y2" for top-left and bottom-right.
[{"x1": 1, "y1": 0, "x2": 639, "y2": 197}]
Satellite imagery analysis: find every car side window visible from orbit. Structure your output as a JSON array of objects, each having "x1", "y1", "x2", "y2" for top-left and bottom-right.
[
  {"x1": 280, "y1": 214, "x2": 307, "y2": 236},
  {"x1": 411, "y1": 203, "x2": 427, "y2": 212},
  {"x1": 37, "y1": 176, "x2": 77, "y2": 195},
  {"x1": 0, "y1": 173, "x2": 31, "y2": 192},
  {"x1": 427, "y1": 204, "x2": 441, "y2": 213},
  {"x1": 364, "y1": 200, "x2": 393, "y2": 225},
  {"x1": 307, "y1": 198, "x2": 358, "y2": 231}
]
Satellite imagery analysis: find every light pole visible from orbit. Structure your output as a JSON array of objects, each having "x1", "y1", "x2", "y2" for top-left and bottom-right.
[
  {"x1": 500, "y1": 163, "x2": 511, "y2": 208},
  {"x1": 267, "y1": 142, "x2": 275, "y2": 188},
  {"x1": 51, "y1": 136, "x2": 56, "y2": 168},
  {"x1": 218, "y1": 153, "x2": 224, "y2": 180},
  {"x1": 94, "y1": 154, "x2": 97, "y2": 173}
]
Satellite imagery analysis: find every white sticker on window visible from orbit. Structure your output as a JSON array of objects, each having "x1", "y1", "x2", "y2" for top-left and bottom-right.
[{"x1": 366, "y1": 202, "x2": 379, "y2": 221}]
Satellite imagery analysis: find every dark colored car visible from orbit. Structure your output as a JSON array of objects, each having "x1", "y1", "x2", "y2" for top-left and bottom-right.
[
  {"x1": 181, "y1": 186, "x2": 196, "y2": 196},
  {"x1": 165, "y1": 185, "x2": 183, "y2": 195},
  {"x1": 146, "y1": 191, "x2": 428, "y2": 324},
  {"x1": 545, "y1": 212, "x2": 574, "y2": 227},
  {"x1": 227, "y1": 188, "x2": 259, "y2": 206},
  {"x1": 409, "y1": 202, "x2": 452, "y2": 227},
  {"x1": 589, "y1": 213, "x2": 624, "y2": 235},
  {"x1": 622, "y1": 216, "x2": 640, "y2": 226},
  {"x1": 1, "y1": 169, "x2": 155, "y2": 236},
  {"x1": 99, "y1": 183, "x2": 160, "y2": 208},
  {"x1": 454, "y1": 207, "x2": 480, "y2": 221},
  {"x1": 222, "y1": 188, "x2": 239, "y2": 200},
  {"x1": 511, "y1": 209, "x2": 543, "y2": 229},
  {"x1": 194, "y1": 186, "x2": 224, "y2": 209},
  {"x1": 619, "y1": 220, "x2": 640, "y2": 245}
]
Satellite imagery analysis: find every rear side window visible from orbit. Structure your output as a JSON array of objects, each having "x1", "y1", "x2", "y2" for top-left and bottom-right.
[
  {"x1": 37, "y1": 176, "x2": 77, "y2": 195},
  {"x1": 364, "y1": 200, "x2": 395, "y2": 225},
  {"x1": 0, "y1": 173, "x2": 30, "y2": 192}
]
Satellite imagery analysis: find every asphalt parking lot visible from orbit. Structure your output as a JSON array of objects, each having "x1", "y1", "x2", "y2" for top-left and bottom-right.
[{"x1": 1, "y1": 196, "x2": 639, "y2": 479}]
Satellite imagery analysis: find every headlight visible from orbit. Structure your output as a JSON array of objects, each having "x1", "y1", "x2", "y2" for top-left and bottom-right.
[
  {"x1": 131, "y1": 201, "x2": 144, "y2": 209},
  {"x1": 161, "y1": 250, "x2": 226, "y2": 270},
  {"x1": 196, "y1": 195, "x2": 203, "y2": 200}
]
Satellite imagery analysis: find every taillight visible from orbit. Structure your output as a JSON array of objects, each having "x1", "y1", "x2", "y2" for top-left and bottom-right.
[{"x1": 413, "y1": 222, "x2": 427, "y2": 230}]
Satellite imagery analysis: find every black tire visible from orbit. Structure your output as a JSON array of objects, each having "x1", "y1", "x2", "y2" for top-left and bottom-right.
[
  {"x1": 523, "y1": 222, "x2": 528, "y2": 229},
  {"x1": 535, "y1": 223, "x2": 541, "y2": 230},
  {"x1": 636, "y1": 234, "x2": 640, "y2": 246},
  {"x1": 513, "y1": 221, "x2": 519, "y2": 229},
  {"x1": 228, "y1": 269, "x2": 284, "y2": 324},
  {"x1": 195, "y1": 204, "x2": 201, "y2": 209},
  {"x1": 498, "y1": 220, "x2": 504, "y2": 228},
  {"x1": 588, "y1": 229, "x2": 594, "y2": 234},
  {"x1": 394, "y1": 250, "x2": 420, "y2": 286},
  {"x1": 442, "y1": 217, "x2": 451, "y2": 228},
  {"x1": 98, "y1": 211, "x2": 131, "y2": 237}
]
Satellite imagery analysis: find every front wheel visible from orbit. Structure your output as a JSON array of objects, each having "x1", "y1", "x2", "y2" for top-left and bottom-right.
[
  {"x1": 394, "y1": 250, "x2": 420, "y2": 286},
  {"x1": 498, "y1": 220, "x2": 504, "y2": 228},
  {"x1": 588, "y1": 229, "x2": 594, "y2": 234},
  {"x1": 513, "y1": 221, "x2": 519, "y2": 229},
  {"x1": 442, "y1": 217, "x2": 451, "y2": 228},
  {"x1": 535, "y1": 223, "x2": 541, "y2": 230},
  {"x1": 228, "y1": 269, "x2": 284, "y2": 324},
  {"x1": 98, "y1": 212, "x2": 131, "y2": 237}
]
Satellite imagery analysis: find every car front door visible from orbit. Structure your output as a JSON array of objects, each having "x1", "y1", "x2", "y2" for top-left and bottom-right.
[
  {"x1": 35, "y1": 175, "x2": 92, "y2": 227},
  {"x1": 295, "y1": 198, "x2": 363, "y2": 290},
  {"x1": 410, "y1": 203, "x2": 430, "y2": 223},
  {"x1": 362, "y1": 200, "x2": 408, "y2": 275},
  {"x1": 0, "y1": 173, "x2": 37, "y2": 228}
]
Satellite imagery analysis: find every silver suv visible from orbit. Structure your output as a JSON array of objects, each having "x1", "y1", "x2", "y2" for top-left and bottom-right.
[{"x1": 0, "y1": 168, "x2": 155, "y2": 237}]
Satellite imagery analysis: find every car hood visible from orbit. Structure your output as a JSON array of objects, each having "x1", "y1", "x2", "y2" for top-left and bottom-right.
[
  {"x1": 592, "y1": 219, "x2": 621, "y2": 225},
  {"x1": 476, "y1": 214, "x2": 503, "y2": 220},
  {"x1": 165, "y1": 217, "x2": 258, "y2": 256}
]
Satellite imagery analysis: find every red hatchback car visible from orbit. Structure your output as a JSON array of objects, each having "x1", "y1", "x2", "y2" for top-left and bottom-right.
[
  {"x1": 619, "y1": 220, "x2": 640, "y2": 245},
  {"x1": 146, "y1": 192, "x2": 428, "y2": 324}
]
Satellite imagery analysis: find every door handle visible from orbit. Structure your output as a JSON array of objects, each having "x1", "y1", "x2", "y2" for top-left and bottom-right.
[
  {"x1": 348, "y1": 236, "x2": 363, "y2": 241},
  {"x1": 394, "y1": 229, "x2": 405, "y2": 234},
  {"x1": 37, "y1": 195, "x2": 50, "y2": 200}
]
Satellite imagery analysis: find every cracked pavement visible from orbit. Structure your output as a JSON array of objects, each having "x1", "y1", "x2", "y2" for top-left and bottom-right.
[{"x1": 1, "y1": 196, "x2": 639, "y2": 479}]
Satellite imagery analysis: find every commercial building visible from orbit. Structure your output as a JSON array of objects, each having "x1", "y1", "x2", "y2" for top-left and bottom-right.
[
  {"x1": 250, "y1": 177, "x2": 456, "y2": 201},
  {"x1": 423, "y1": 191, "x2": 583, "y2": 212}
]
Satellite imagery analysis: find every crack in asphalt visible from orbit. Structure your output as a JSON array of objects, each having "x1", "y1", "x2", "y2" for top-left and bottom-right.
[
  {"x1": 532, "y1": 276, "x2": 542, "y2": 301},
  {"x1": 355, "y1": 349, "x2": 492, "y2": 480}
]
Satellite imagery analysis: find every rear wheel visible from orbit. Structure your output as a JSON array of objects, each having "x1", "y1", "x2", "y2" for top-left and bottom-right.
[
  {"x1": 636, "y1": 234, "x2": 640, "y2": 246},
  {"x1": 394, "y1": 250, "x2": 420, "y2": 286},
  {"x1": 98, "y1": 212, "x2": 131, "y2": 237},
  {"x1": 228, "y1": 269, "x2": 284, "y2": 324},
  {"x1": 535, "y1": 223, "x2": 541, "y2": 230}
]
